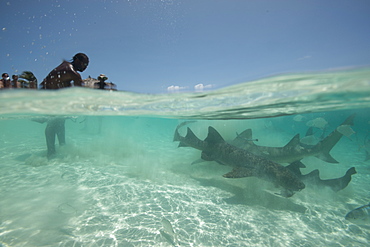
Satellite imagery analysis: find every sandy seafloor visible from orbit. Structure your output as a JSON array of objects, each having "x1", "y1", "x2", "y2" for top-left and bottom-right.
[{"x1": 0, "y1": 109, "x2": 369, "y2": 247}]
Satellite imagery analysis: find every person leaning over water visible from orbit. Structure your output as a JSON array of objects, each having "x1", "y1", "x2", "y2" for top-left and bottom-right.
[
  {"x1": 40, "y1": 53, "x2": 89, "y2": 89},
  {"x1": 39, "y1": 53, "x2": 89, "y2": 158}
]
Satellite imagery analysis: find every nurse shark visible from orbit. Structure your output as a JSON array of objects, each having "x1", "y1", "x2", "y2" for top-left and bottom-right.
[
  {"x1": 230, "y1": 114, "x2": 356, "y2": 164},
  {"x1": 174, "y1": 126, "x2": 305, "y2": 197}
]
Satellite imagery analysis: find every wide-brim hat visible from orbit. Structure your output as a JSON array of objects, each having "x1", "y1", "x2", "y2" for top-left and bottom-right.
[{"x1": 98, "y1": 74, "x2": 108, "y2": 80}]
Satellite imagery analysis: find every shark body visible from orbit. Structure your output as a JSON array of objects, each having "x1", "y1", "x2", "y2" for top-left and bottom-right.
[
  {"x1": 174, "y1": 126, "x2": 305, "y2": 197},
  {"x1": 231, "y1": 114, "x2": 356, "y2": 164}
]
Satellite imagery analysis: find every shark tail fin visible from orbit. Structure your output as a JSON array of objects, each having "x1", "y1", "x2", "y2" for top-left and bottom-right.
[
  {"x1": 178, "y1": 127, "x2": 201, "y2": 147},
  {"x1": 312, "y1": 114, "x2": 356, "y2": 163},
  {"x1": 173, "y1": 121, "x2": 197, "y2": 142},
  {"x1": 314, "y1": 134, "x2": 340, "y2": 162},
  {"x1": 346, "y1": 167, "x2": 357, "y2": 176},
  {"x1": 314, "y1": 151, "x2": 339, "y2": 163},
  {"x1": 205, "y1": 126, "x2": 225, "y2": 145}
]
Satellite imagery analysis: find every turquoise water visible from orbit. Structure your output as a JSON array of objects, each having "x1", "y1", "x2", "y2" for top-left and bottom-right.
[{"x1": 0, "y1": 69, "x2": 370, "y2": 246}]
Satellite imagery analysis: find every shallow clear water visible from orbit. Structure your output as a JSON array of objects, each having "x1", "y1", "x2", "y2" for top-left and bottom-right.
[{"x1": 1, "y1": 69, "x2": 370, "y2": 246}]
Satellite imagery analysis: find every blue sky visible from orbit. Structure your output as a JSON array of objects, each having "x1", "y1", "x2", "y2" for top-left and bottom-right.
[{"x1": 1, "y1": 0, "x2": 370, "y2": 93}]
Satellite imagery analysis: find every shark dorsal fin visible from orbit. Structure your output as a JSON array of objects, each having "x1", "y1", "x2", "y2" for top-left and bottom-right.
[
  {"x1": 342, "y1": 113, "x2": 356, "y2": 126},
  {"x1": 286, "y1": 161, "x2": 305, "y2": 176},
  {"x1": 284, "y1": 134, "x2": 300, "y2": 148},
  {"x1": 305, "y1": 127, "x2": 314, "y2": 137},
  {"x1": 237, "y1": 129, "x2": 253, "y2": 140},
  {"x1": 303, "y1": 169, "x2": 320, "y2": 180},
  {"x1": 185, "y1": 127, "x2": 197, "y2": 140},
  {"x1": 205, "y1": 126, "x2": 225, "y2": 144}
]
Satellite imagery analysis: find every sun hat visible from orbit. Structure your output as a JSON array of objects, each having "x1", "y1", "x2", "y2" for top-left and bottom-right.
[{"x1": 98, "y1": 74, "x2": 108, "y2": 80}]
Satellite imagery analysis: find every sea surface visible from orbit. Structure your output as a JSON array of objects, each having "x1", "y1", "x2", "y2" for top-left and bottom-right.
[{"x1": 0, "y1": 68, "x2": 370, "y2": 246}]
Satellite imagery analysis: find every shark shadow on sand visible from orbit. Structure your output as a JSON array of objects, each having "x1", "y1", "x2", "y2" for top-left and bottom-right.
[
  {"x1": 191, "y1": 176, "x2": 307, "y2": 213},
  {"x1": 222, "y1": 162, "x2": 356, "y2": 192},
  {"x1": 285, "y1": 161, "x2": 356, "y2": 192}
]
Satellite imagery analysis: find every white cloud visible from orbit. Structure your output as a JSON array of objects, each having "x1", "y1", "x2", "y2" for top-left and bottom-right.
[
  {"x1": 167, "y1": 85, "x2": 187, "y2": 92},
  {"x1": 194, "y1": 83, "x2": 214, "y2": 92},
  {"x1": 297, "y1": 55, "x2": 312, "y2": 61}
]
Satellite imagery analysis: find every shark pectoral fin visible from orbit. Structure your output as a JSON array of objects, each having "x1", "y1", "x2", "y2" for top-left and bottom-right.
[
  {"x1": 315, "y1": 152, "x2": 339, "y2": 163},
  {"x1": 276, "y1": 189, "x2": 295, "y2": 198},
  {"x1": 201, "y1": 151, "x2": 214, "y2": 161},
  {"x1": 178, "y1": 142, "x2": 188, "y2": 147},
  {"x1": 191, "y1": 158, "x2": 206, "y2": 165},
  {"x1": 223, "y1": 167, "x2": 254, "y2": 178}
]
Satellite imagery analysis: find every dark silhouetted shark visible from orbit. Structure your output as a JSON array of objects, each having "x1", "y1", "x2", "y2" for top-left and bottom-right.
[
  {"x1": 174, "y1": 126, "x2": 305, "y2": 197},
  {"x1": 231, "y1": 114, "x2": 356, "y2": 163}
]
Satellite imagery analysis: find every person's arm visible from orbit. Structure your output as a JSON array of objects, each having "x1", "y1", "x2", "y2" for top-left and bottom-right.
[{"x1": 70, "y1": 72, "x2": 83, "y2": 87}]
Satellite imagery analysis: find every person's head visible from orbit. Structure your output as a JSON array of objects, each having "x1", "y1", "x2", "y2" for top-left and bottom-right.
[
  {"x1": 12, "y1": 75, "x2": 18, "y2": 80},
  {"x1": 2, "y1": 73, "x2": 9, "y2": 80},
  {"x1": 72, "y1": 53, "x2": 89, "y2": 72}
]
